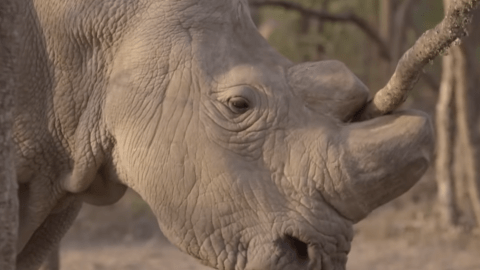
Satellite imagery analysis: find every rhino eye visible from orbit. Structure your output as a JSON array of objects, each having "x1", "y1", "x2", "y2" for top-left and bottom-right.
[{"x1": 228, "y1": 97, "x2": 250, "y2": 114}]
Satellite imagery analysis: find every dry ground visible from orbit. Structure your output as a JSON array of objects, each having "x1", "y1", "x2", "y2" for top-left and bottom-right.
[{"x1": 60, "y1": 171, "x2": 480, "y2": 270}]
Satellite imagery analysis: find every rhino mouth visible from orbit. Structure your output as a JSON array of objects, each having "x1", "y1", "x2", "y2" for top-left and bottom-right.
[
  {"x1": 257, "y1": 109, "x2": 433, "y2": 269},
  {"x1": 270, "y1": 230, "x2": 349, "y2": 269}
]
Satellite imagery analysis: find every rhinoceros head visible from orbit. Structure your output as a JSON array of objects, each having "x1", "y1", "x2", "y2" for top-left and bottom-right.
[{"x1": 102, "y1": 0, "x2": 433, "y2": 269}]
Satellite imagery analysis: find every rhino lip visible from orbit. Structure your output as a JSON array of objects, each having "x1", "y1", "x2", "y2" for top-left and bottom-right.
[{"x1": 278, "y1": 233, "x2": 349, "y2": 267}]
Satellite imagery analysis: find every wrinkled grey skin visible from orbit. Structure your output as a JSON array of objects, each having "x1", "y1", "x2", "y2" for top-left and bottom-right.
[{"x1": 14, "y1": 0, "x2": 434, "y2": 269}]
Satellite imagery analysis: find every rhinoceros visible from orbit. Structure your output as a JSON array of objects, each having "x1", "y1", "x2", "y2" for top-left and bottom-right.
[{"x1": 13, "y1": 0, "x2": 434, "y2": 269}]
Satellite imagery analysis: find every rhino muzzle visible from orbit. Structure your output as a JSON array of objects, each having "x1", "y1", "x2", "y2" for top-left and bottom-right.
[
  {"x1": 288, "y1": 61, "x2": 434, "y2": 223},
  {"x1": 327, "y1": 110, "x2": 434, "y2": 222}
]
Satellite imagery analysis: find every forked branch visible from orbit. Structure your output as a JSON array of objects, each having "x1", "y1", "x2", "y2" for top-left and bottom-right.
[{"x1": 355, "y1": 0, "x2": 480, "y2": 121}]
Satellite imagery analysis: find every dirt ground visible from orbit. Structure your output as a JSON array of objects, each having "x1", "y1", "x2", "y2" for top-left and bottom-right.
[{"x1": 60, "y1": 171, "x2": 480, "y2": 270}]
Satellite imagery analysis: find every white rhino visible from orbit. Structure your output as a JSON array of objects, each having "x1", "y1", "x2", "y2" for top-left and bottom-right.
[{"x1": 13, "y1": 0, "x2": 434, "y2": 269}]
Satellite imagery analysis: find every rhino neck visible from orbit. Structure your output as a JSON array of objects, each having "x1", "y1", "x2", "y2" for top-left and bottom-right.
[
  {"x1": 14, "y1": 0, "x2": 150, "y2": 206},
  {"x1": 14, "y1": 0, "x2": 145, "y2": 174}
]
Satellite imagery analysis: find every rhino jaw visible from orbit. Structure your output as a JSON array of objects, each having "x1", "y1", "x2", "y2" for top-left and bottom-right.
[{"x1": 324, "y1": 110, "x2": 434, "y2": 222}]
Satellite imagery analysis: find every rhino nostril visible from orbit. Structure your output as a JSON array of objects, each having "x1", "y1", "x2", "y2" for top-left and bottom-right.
[{"x1": 284, "y1": 234, "x2": 309, "y2": 262}]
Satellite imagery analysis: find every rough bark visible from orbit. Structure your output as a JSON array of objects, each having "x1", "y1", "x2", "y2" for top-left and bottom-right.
[
  {"x1": 356, "y1": 0, "x2": 480, "y2": 121},
  {"x1": 0, "y1": 0, "x2": 19, "y2": 269}
]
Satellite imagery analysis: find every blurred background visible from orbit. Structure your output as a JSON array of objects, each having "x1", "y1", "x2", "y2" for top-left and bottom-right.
[{"x1": 60, "y1": 0, "x2": 480, "y2": 269}]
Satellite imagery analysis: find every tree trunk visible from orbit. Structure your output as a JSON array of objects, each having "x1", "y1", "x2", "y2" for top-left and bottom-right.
[
  {"x1": 379, "y1": 0, "x2": 394, "y2": 46},
  {"x1": 0, "y1": 1, "x2": 20, "y2": 269},
  {"x1": 435, "y1": 53, "x2": 457, "y2": 226},
  {"x1": 379, "y1": 0, "x2": 394, "y2": 83},
  {"x1": 453, "y1": 6, "x2": 480, "y2": 228},
  {"x1": 390, "y1": 0, "x2": 415, "y2": 73},
  {"x1": 452, "y1": 43, "x2": 480, "y2": 227},
  {"x1": 436, "y1": 0, "x2": 480, "y2": 229}
]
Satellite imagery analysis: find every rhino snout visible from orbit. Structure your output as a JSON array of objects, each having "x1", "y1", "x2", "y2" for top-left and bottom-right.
[
  {"x1": 287, "y1": 60, "x2": 433, "y2": 222},
  {"x1": 245, "y1": 232, "x2": 349, "y2": 270},
  {"x1": 324, "y1": 110, "x2": 434, "y2": 222}
]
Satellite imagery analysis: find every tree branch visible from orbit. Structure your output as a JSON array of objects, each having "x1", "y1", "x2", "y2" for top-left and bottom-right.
[
  {"x1": 249, "y1": 0, "x2": 391, "y2": 60},
  {"x1": 355, "y1": 0, "x2": 480, "y2": 121}
]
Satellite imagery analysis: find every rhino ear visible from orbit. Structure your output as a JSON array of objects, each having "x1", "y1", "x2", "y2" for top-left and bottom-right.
[
  {"x1": 62, "y1": 122, "x2": 126, "y2": 205},
  {"x1": 287, "y1": 61, "x2": 369, "y2": 122}
]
